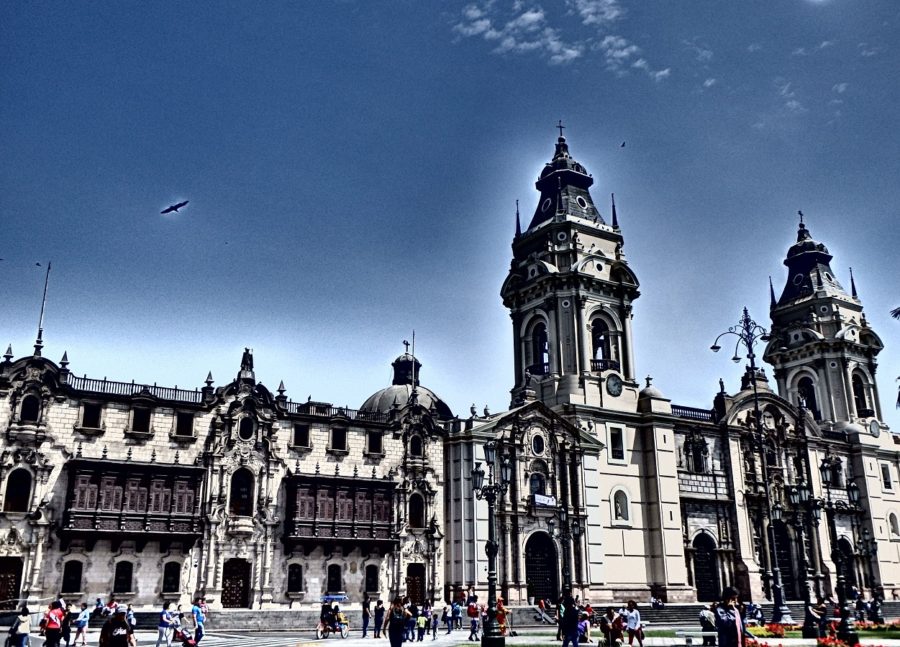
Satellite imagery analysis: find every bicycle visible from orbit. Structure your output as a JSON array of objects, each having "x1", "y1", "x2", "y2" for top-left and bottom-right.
[{"x1": 315, "y1": 619, "x2": 349, "y2": 639}]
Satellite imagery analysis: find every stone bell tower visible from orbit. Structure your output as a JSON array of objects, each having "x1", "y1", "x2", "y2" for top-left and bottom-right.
[
  {"x1": 763, "y1": 217, "x2": 887, "y2": 427},
  {"x1": 500, "y1": 129, "x2": 640, "y2": 409}
]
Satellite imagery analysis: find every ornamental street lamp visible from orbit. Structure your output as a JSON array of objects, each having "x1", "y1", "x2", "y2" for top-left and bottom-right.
[
  {"x1": 711, "y1": 307, "x2": 793, "y2": 624},
  {"x1": 859, "y1": 526, "x2": 885, "y2": 623},
  {"x1": 787, "y1": 482, "x2": 819, "y2": 638},
  {"x1": 817, "y1": 453, "x2": 860, "y2": 645},
  {"x1": 472, "y1": 441, "x2": 511, "y2": 647},
  {"x1": 547, "y1": 509, "x2": 583, "y2": 591}
]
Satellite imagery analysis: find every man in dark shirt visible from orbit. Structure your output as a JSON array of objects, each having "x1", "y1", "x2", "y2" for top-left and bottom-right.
[{"x1": 99, "y1": 609, "x2": 133, "y2": 647}]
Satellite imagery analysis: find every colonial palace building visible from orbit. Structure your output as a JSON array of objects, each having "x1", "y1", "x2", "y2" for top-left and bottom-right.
[{"x1": 0, "y1": 133, "x2": 896, "y2": 611}]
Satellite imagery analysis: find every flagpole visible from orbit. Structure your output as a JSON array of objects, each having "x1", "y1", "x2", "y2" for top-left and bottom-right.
[{"x1": 34, "y1": 261, "x2": 52, "y2": 356}]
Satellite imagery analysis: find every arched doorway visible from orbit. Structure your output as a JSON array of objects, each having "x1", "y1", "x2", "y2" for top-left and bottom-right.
[
  {"x1": 222, "y1": 559, "x2": 251, "y2": 608},
  {"x1": 406, "y1": 563, "x2": 425, "y2": 605},
  {"x1": 772, "y1": 521, "x2": 797, "y2": 599},
  {"x1": 525, "y1": 532, "x2": 558, "y2": 603},
  {"x1": 692, "y1": 533, "x2": 720, "y2": 602},
  {"x1": 838, "y1": 537, "x2": 858, "y2": 595},
  {"x1": 0, "y1": 558, "x2": 23, "y2": 610}
]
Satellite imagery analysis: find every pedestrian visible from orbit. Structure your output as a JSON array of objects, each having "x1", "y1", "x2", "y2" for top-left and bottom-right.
[
  {"x1": 467, "y1": 601, "x2": 479, "y2": 642},
  {"x1": 155, "y1": 601, "x2": 174, "y2": 647},
  {"x1": 99, "y1": 608, "x2": 132, "y2": 647},
  {"x1": 405, "y1": 602, "x2": 418, "y2": 642},
  {"x1": 559, "y1": 589, "x2": 580, "y2": 647},
  {"x1": 362, "y1": 594, "x2": 371, "y2": 638},
  {"x1": 383, "y1": 597, "x2": 411, "y2": 647},
  {"x1": 43, "y1": 600, "x2": 66, "y2": 647},
  {"x1": 431, "y1": 607, "x2": 439, "y2": 640},
  {"x1": 373, "y1": 600, "x2": 385, "y2": 639},
  {"x1": 699, "y1": 603, "x2": 717, "y2": 646},
  {"x1": 625, "y1": 600, "x2": 643, "y2": 647},
  {"x1": 443, "y1": 604, "x2": 452, "y2": 634},
  {"x1": 61, "y1": 604, "x2": 72, "y2": 647},
  {"x1": 715, "y1": 587, "x2": 745, "y2": 647},
  {"x1": 74, "y1": 603, "x2": 91, "y2": 646},
  {"x1": 11, "y1": 606, "x2": 31, "y2": 647},
  {"x1": 191, "y1": 598, "x2": 206, "y2": 644},
  {"x1": 125, "y1": 606, "x2": 136, "y2": 634},
  {"x1": 416, "y1": 612, "x2": 427, "y2": 641}
]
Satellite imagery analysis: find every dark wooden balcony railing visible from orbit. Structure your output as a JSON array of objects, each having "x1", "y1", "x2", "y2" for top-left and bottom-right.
[
  {"x1": 68, "y1": 375, "x2": 203, "y2": 403},
  {"x1": 590, "y1": 359, "x2": 621, "y2": 372}
]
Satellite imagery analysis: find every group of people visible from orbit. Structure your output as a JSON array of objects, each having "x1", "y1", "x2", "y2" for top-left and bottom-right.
[
  {"x1": 356, "y1": 594, "x2": 509, "y2": 646},
  {"x1": 542, "y1": 590, "x2": 644, "y2": 647},
  {"x1": 6, "y1": 595, "x2": 209, "y2": 647}
]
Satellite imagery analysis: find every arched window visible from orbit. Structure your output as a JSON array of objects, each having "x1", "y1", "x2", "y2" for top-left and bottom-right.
[
  {"x1": 408, "y1": 493, "x2": 425, "y2": 529},
  {"x1": 529, "y1": 473, "x2": 546, "y2": 496},
  {"x1": 19, "y1": 395, "x2": 40, "y2": 424},
  {"x1": 287, "y1": 564, "x2": 303, "y2": 593},
  {"x1": 410, "y1": 435, "x2": 423, "y2": 458},
  {"x1": 4, "y1": 469, "x2": 32, "y2": 512},
  {"x1": 591, "y1": 319, "x2": 611, "y2": 361},
  {"x1": 852, "y1": 374, "x2": 868, "y2": 414},
  {"x1": 529, "y1": 322, "x2": 549, "y2": 375},
  {"x1": 163, "y1": 562, "x2": 181, "y2": 593},
  {"x1": 113, "y1": 561, "x2": 133, "y2": 593},
  {"x1": 890, "y1": 514, "x2": 900, "y2": 538},
  {"x1": 797, "y1": 376, "x2": 820, "y2": 420},
  {"x1": 365, "y1": 564, "x2": 379, "y2": 593},
  {"x1": 326, "y1": 564, "x2": 343, "y2": 594},
  {"x1": 612, "y1": 489, "x2": 630, "y2": 523},
  {"x1": 229, "y1": 469, "x2": 254, "y2": 517},
  {"x1": 238, "y1": 417, "x2": 255, "y2": 441},
  {"x1": 61, "y1": 561, "x2": 83, "y2": 594}
]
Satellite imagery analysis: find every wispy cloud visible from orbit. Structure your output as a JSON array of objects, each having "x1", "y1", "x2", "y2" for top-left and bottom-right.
[
  {"x1": 682, "y1": 39, "x2": 713, "y2": 63},
  {"x1": 832, "y1": 82, "x2": 848, "y2": 94},
  {"x1": 774, "y1": 78, "x2": 806, "y2": 113},
  {"x1": 570, "y1": 0, "x2": 625, "y2": 26},
  {"x1": 747, "y1": 43, "x2": 763, "y2": 53},
  {"x1": 703, "y1": 78, "x2": 717, "y2": 88},
  {"x1": 791, "y1": 40, "x2": 834, "y2": 56},
  {"x1": 453, "y1": 3, "x2": 585, "y2": 65},
  {"x1": 452, "y1": 1, "x2": 668, "y2": 77},
  {"x1": 858, "y1": 42, "x2": 885, "y2": 57}
]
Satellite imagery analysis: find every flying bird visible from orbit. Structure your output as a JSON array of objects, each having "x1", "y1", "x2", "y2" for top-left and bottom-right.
[
  {"x1": 161, "y1": 200, "x2": 189, "y2": 214},
  {"x1": 620, "y1": 141, "x2": 626, "y2": 147}
]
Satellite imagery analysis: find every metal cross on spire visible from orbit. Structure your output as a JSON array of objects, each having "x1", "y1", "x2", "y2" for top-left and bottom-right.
[
  {"x1": 557, "y1": 119, "x2": 565, "y2": 138},
  {"x1": 403, "y1": 340, "x2": 410, "y2": 354},
  {"x1": 798, "y1": 209, "x2": 804, "y2": 224}
]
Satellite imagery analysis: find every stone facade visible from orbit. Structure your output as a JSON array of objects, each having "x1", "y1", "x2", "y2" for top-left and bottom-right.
[{"x1": 0, "y1": 133, "x2": 897, "y2": 613}]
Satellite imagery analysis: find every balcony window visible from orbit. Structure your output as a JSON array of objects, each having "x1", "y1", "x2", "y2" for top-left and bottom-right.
[
  {"x1": 4, "y1": 469, "x2": 32, "y2": 512},
  {"x1": 81, "y1": 403, "x2": 102, "y2": 429},
  {"x1": 131, "y1": 407, "x2": 152, "y2": 433},
  {"x1": 293, "y1": 425, "x2": 310, "y2": 448},
  {"x1": 175, "y1": 412, "x2": 194, "y2": 438},
  {"x1": 330, "y1": 428, "x2": 347, "y2": 452},
  {"x1": 113, "y1": 561, "x2": 133, "y2": 593},
  {"x1": 163, "y1": 562, "x2": 181, "y2": 593},
  {"x1": 367, "y1": 430, "x2": 383, "y2": 455},
  {"x1": 409, "y1": 493, "x2": 425, "y2": 529},
  {"x1": 229, "y1": 469, "x2": 254, "y2": 517},
  {"x1": 19, "y1": 395, "x2": 40, "y2": 424}
]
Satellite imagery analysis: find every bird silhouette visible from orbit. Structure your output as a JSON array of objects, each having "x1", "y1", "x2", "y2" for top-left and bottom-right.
[
  {"x1": 620, "y1": 141, "x2": 626, "y2": 147},
  {"x1": 161, "y1": 200, "x2": 189, "y2": 214}
]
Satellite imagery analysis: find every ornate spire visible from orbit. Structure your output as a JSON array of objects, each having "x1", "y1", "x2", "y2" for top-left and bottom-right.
[
  {"x1": 769, "y1": 276, "x2": 776, "y2": 308},
  {"x1": 3, "y1": 345, "x2": 12, "y2": 362},
  {"x1": 611, "y1": 193, "x2": 619, "y2": 229},
  {"x1": 849, "y1": 267, "x2": 858, "y2": 298},
  {"x1": 60, "y1": 351, "x2": 69, "y2": 368},
  {"x1": 514, "y1": 200, "x2": 521, "y2": 238}
]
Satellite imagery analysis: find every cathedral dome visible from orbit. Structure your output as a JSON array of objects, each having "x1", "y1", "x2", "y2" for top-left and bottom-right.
[{"x1": 359, "y1": 352, "x2": 454, "y2": 420}]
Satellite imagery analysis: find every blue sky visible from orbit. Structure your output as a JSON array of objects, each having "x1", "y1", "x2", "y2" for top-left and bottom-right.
[{"x1": 2, "y1": 1, "x2": 898, "y2": 429}]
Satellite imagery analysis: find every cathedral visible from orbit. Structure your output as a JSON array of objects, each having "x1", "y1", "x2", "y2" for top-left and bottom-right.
[{"x1": 0, "y1": 133, "x2": 896, "y2": 611}]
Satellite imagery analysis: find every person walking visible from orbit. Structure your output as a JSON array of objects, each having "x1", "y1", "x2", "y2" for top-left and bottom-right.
[
  {"x1": 373, "y1": 600, "x2": 385, "y2": 639},
  {"x1": 74, "y1": 603, "x2": 91, "y2": 646},
  {"x1": 699, "y1": 603, "x2": 717, "y2": 646},
  {"x1": 443, "y1": 604, "x2": 452, "y2": 634},
  {"x1": 466, "y1": 600, "x2": 479, "y2": 642},
  {"x1": 383, "y1": 597, "x2": 411, "y2": 647},
  {"x1": 43, "y1": 600, "x2": 66, "y2": 647},
  {"x1": 98, "y1": 608, "x2": 132, "y2": 647},
  {"x1": 11, "y1": 607, "x2": 31, "y2": 647},
  {"x1": 431, "y1": 607, "x2": 439, "y2": 640},
  {"x1": 191, "y1": 598, "x2": 206, "y2": 644},
  {"x1": 715, "y1": 587, "x2": 746, "y2": 647},
  {"x1": 559, "y1": 590, "x2": 580, "y2": 647},
  {"x1": 155, "y1": 602, "x2": 174, "y2": 647},
  {"x1": 362, "y1": 594, "x2": 371, "y2": 638},
  {"x1": 625, "y1": 600, "x2": 644, "y2": 647}
]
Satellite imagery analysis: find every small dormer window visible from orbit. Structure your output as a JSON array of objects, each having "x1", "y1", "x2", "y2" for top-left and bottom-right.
[
  {"x1": 81, "y1": 403, "x2": 102, "y2": 429},
  {"x1": 131, "y1": 407, "x2": 152, "y2": 433},
  {"x1": 331, "y1": 428, "x2": 347, "y2": 452}
]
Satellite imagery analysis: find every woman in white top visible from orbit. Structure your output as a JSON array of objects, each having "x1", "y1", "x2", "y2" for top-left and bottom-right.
[{"x1": 625, "y1": 600, "x2": 643, "y2": 647}]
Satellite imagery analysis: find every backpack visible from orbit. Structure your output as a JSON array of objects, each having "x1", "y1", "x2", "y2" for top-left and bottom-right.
[
  {"x1": 467, "y1": 604, "x2": 478, "y2": 619},
  {"x1": 389, "y1": 608, "x2": 406, "y2": 631}
]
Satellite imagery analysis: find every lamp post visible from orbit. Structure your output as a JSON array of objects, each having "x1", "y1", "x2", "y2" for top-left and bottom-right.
[
  {"x1": 787, "y1": 482, "x2": 820, "y2": 638},
  {"x1": 547, "y1": 508, "x2": 583, "y2": 592},
  {"x1": 711, "y1": 307, "x2": 793, "y2": 624},
  {"x1": 817, "y1": 453, "x2": 861, "y2": 645},
  {"x1": 472, "y1": 441, "x2": 512, "y2": 647},
  {"x1": 860, "y1": 526, "x2": 884, "y2": 623}
]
